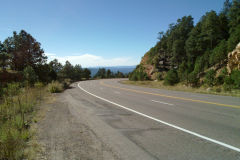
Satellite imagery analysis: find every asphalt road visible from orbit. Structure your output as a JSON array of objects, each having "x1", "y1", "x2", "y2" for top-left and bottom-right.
[{"x1": 75, "y1": 79, "x2": 240, "y2": 160}]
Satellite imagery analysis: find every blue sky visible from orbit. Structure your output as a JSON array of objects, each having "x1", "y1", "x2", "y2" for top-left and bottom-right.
[{"x1": 0, "y1": 0, "x2": 225, "y2": 67}]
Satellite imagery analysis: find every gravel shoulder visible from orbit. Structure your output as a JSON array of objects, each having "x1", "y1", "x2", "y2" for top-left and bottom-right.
[{"x1": 36, "y1": 84, "x2": 120, "y2": 160}]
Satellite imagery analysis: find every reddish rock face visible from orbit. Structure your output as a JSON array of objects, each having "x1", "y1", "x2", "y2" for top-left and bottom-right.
[{"x1": 227, "y1": 42, "x2": 240, "y2": 74}]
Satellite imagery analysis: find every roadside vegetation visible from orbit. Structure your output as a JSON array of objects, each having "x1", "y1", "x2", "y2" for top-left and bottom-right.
[
  {"x1": 0, "y1": 83, "x2": 47, "y2": 159},
  {"x1": 122, "y1": 80, "x2": 240, "y2": 97},
  {"x1": 0, "y1": 30, "x2": 91, "y2": 159},
  {"x1": 129, "y1": 0, "x2": 240, "y2": 95}
]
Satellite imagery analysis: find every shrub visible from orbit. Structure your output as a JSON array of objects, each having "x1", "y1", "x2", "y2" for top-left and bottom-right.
[
  {"x1": 23, "y1": 66, "x2": 38, "y2": 86},
  {"x1": 47, "y1": 81, "x2": 63, "y2": 93},
  {"x1": 137, "y1": 71, "x2": 149, "y2": 81},
  {"x1": 223, "y1": 70, "x2": 240, "y2": 91},
  {"x1": 164, "y1": 69, "x2": 179, "y2": 85},
  {"x1": 230, "y1": 70, "x2": 240, "y2": 89},
  {"x1": 34, "y1": 82, "x2": 44, "y2": 88},
  {"x1": 178, "y1": 62, "x2": 188, "y2": 81},
  {"x1": 156, "y1": 72, "x2": 164, "y2": 81},
  {"x1": 187, "y1": 72, "x2": 199, "y2": 87},
  {"x1": 216, "y1": 75, "x2": 225, "y2": 85},
  {"x1": 129, "y1": 72, "x2": 138, "y2": 81},
  {"x1": 215, "y1": 88, "x2": 222, "y2": 93},
  {"x1": 216, "y1": 68, "x2": 228, "y2": 85},
  {"x1": 194, "y1": 57, "x2": 204, "y2": 73},
  {"x1": 227, "y1": 24, "x2": 240, "y2": 52},
  {"x1": 223, "y1": 76, "x2": 234, "y2": 91},
  {"x1": 0, "y1": 126, "x2": 25, "y2": 160},
  {"x1": 62, "y1": 78, "x2": 71, "y2": 89},
  {"x1": 3, "y1": 83, "x2": 21, "y2": 97},
  {"x1": 204, "y1": 69, "x2": 216, "y2": 87},
  {"x1": 34, "y1": 82, "x2": 44, "y2": 101},
  {"x1": 209, "y1": 40, "x2": 227, "y2": 66},
  {"x1": 129, "y1": 70, "x2": 148, "y2": 81}
]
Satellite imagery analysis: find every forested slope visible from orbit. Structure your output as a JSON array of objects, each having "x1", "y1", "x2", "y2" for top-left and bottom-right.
[{"x1": 130, "y1": 0, "x2": 240, "y2": 90}]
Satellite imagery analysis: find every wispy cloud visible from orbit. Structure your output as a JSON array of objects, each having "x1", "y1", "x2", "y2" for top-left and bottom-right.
[{"x1": 45, "y1": 53, "x2": 139, "y2": 67}]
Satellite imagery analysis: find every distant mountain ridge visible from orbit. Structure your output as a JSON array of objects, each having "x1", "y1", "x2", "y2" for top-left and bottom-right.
[{"x1": 88, "y1": 66, "x2": 136, "y2": 77}]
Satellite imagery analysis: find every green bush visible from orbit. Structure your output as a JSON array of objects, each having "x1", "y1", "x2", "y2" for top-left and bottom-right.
[
  {"x1": 129, "y1": 72, "x2": 138, "y2": 81},
  {"x1": 23, "y1": 66, "x2": 38, "y2": 86},
  {"x1": 3, "y1": 83, "x2": 21, "y2": 97},
  {"x1": 193, "y1": 57, "x2": 204, "y2": 74},
  {"x1": 216, "y1": 68, "x2": 228, "y2": 85},
  {"x1": 156, "y1": 72, "x2": 164, "y2": 81},
  {"x1": 227, "y1": 24, "x2": 240, "y2": 52},
  {"x1": 223, "y1": 76, "x2": 234, "y2": 91},
  {"x1": 230, "y1": 70, "x2": 240, "y2": 89},
  {"x1": 0, "y1": 126, "x2": 25, "y2": 160},
  {"x1": 204, "y1": 69, "x2": 216, "y2": 87},
  {"x1": 164, "y1": 69, "x2": 179, "y2": 85},
  {"x1": 47, "y1": 81, "x2": 63, "y2": 93},
  {"x1": 187, "y1": 72, "x2": 199, "y2": 87},
  {"x1": 216, "y1": 75, "x2": 225, "y2": 85},
  {"x1": 223, "y1": 70, "x2": 240, "y2": 91},
  {"x1": 138, "y1": 71, "x2": 148, "y2": 81},
  {"x1": 178, "y1": 62, "x2": 188, "y2": 81},
  {"x1": 209, "y1": 40, "x2": 227, "y2": 66},
  {"x1": 129, "y1": 69, "x2": 149, "y2": 81}
]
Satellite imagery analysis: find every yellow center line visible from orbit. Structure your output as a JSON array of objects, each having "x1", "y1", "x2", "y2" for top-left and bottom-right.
[{"x1": 100, "y1": 81, "x2": 240, "y2": 109}]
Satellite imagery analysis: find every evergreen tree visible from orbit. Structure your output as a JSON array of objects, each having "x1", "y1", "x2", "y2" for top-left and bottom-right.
[
  {"x1": 73, "y1": 64, "x2": 83, "y2": 81},
  {"x1": 94, "y1": 68, "x2": 106, "y2": 78},
  {"x1": 164, "y1": 69, "x2": 179, "y2": 85},
  {"x1": 106, "y1": 69, "x2": 112, "y2": 78},
  {"x1": 0, "y1": 42, "x2": 10, "y2": 71},
  {"x1": 83, "y1": 68, "x2": 91, "y2": 80},
  {"x1": 209, "y1": 40, "x2": 228, "y2": 66},
  {"x1": 228, "y1": 0, "x2": 240, "y2": 33},
  {"x1": 23, "y1": 66, "x2": 38, "y2": 86},
  {"x1": 49, "y1": 59, "x2": 63, "y2": 73},
  {"x1": 3, "y1": 30, "x2": 47, "y2": 71},
  {"x1": 222, "y1": 0, "x2": 232, "y2": 16},
  {"x1": 60, "y1": 61, "x2": 75, "y2": 79}
]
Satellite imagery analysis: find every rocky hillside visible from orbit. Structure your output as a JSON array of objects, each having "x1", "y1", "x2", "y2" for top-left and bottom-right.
[
  {"x1": 140, "y1": 42, "x2": 240, "y2": 80},
  {"x1": 130, "y1": 0, "x2": 240, "y2": 89}
]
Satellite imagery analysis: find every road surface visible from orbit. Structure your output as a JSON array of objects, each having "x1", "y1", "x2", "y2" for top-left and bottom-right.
[{"x1": 38, "y1": 79, "x2": 240, "y2": 160}]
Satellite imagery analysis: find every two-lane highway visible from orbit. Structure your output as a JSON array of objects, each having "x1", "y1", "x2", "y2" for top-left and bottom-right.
[{"x1": 77, "y1": 79, "x2": 240, "y2": 159}]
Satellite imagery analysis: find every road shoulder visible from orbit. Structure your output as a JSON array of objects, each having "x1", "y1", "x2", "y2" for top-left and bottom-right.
[{"x1": 36, "y1": 85, "x2": 119, "y2": 160}]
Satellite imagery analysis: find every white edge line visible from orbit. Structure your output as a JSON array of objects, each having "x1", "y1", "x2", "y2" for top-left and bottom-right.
[
  {"x1": 151, "y1": 100, "x2": 174, "y2": 106},
  {"x1": 78, "y1": 82, "x2": 240, "y2": 153}
]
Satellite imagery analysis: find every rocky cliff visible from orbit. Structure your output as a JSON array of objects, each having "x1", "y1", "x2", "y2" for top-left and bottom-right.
[
  {"x1": 227, "y1": 42, "x2": 240, "y2": 73},
  {"x1": 139, "y1": 51, "x2": 171, "y2": 79}
]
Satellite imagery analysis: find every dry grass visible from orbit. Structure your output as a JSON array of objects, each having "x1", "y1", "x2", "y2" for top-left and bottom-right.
[
  {"x1": 0, "y1": 83, "x2": 53, "y2": 159},
  {"x1": 121, "y1": 80, "x2": 240, "y2": 97},
  {"x1": 47, "y1": 81, "x2": 64, "y2": 93}
]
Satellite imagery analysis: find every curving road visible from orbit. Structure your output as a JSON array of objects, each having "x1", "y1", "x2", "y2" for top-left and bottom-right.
[{"x1": 75, "y1": 79, "x2": 240, "y2": 160}]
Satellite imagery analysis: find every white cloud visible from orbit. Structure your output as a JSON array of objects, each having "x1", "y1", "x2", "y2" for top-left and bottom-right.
[{"x1": 45, "y1": 53, "x2": 139, "y2": 67}]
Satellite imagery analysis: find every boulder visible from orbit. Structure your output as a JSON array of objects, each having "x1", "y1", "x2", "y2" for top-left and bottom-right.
[{"x1": 227, "y1": 42, "x2": 240, "y2": 73}]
